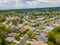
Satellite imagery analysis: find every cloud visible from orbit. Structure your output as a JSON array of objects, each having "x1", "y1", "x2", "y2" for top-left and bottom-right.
[{"x1": 0, "y1": 0, "x2": 60, "y2": 10}]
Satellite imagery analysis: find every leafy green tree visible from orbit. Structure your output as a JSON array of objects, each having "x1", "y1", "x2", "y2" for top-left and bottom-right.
[
  {"x1": 12, "y1": 19, "x2": 18, "y2": 26},
  {"x1": 55, "y1": 34, "x2": 60, "y2": 45},
  {"x1": 31, "y1": 33, "x2": 36, "y2": 39},
  {"x1": 53, "y1": 26, "x2": 60, "y2": 33},
  {"x1": 48, "y1": 41, "x2": 54, "y2": 45},
  {"x1": 48, "y1": 32, "x2": 55, "y2": 42},
  {"x1": 26, "y1": 43, "x2": 31, "y2": 45},
  {"x1": 0, "y1": 24, "x2": 7, "y2": 38},
  {"x1": 19, "y1": 19, "x2": 23, "y2": 24},
  {"x1": 0, "y1": 24, "x2": 6, "y2": 31},
  {"x1": 1, "y1": 37, "x2": 7, "y2": 45},
  {"x1": 27, "y1": 30, "x2": 33, "y2": 38},
  {"x1": 0, "y1": 15, "x2": 5, "y2": 22}
]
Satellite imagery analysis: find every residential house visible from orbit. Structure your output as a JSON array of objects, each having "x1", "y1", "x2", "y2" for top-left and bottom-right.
[
  {"x1": 6, "y1": 17, "x2": 10, "y2": 21},
  {"x1": 8, "y1": 33, "x2": 16, "y2": 37},
  {"x1": 31, "y1": 28, "x2": 38, "y2": 32},
  {"x1": 24, "y1": 21, "x2": 31, "y2": 25},
  {"x1": 43, "y1": 26, "x2": 54, "y2": 32},
  {"x1": 13, "y1": 26, "x2": 20, "y2": 30},
  {"x1": 32, "y1": 40, "x2": 48, "y2": 45},
  {"x1": 54, "y1": 23, "x2": 59, "y2": 26},
  {"x1": 19, "y1": 27, "x2": 27, "y2": 32},
  {"x1": 30, "y1": 23, "x2": 36, "y2": 26},
  {"x1": 40, "y1": 31, "x2": 48, "y2": 37},
  {"x1": 6, "y1": 37, "x2": 15, "y2": 43},
  {"x1": 30, "y1": 20, "x2": 35, "y2": 22},
  {"x1": 50, "y1": 23, "x2": 58, "y2": 28},
  {"x1": 35, "y1": 35, "x2": 48, "y2": 42}
]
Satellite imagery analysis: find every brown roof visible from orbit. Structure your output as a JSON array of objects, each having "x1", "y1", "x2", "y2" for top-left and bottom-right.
[
  {"x1": 19, "y1": 27, "x2": 27, "y2": 32},
  {"x1": 24, "y1": 21, "x2": 30, "y2": 25},
  {"x1": 32, "y1": 40, "x2": 48, "y2": 45},
  {"x1": 40, "y1": 31, "x2": 48, "y2": 35}
]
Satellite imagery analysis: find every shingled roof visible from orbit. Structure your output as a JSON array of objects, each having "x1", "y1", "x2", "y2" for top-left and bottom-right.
[{"x1": 19, "y1": 27, "x2": 27, "y2": 32}]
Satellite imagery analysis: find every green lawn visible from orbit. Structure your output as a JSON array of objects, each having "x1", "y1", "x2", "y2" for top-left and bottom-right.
[{"x1": 7, "y1": 42, "x2": 17, "y2": 45}]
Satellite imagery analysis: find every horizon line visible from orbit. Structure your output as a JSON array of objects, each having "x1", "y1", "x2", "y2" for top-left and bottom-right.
[{"x1": 0, "y1": 6, "x2": 60, "y2": 10}]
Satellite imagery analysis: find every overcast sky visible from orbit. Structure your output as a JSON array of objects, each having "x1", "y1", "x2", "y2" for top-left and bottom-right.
[{"x1": 0, "y1": 0, "x2": 60, "y2": 10}]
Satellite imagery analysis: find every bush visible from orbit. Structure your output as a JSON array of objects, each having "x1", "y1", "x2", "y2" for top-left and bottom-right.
[
  {"x1": 53, "y1": 26, "x2": 60, "y2": 34},
  {"x1": 0, "y1": 15, "x2": 5, "y2": 22},
  {"x1": 26, "y1": 43, "x2": 31, "y2": 45},
  {"x1": 48, "y1": 41, "x2": 54, "y2": 45},
  {"x1": 48, "y1": 32, "x2": 55, "y2": 42},
  {"x1": 55, "y1": 34, "x2": 60, "y2": 45}
]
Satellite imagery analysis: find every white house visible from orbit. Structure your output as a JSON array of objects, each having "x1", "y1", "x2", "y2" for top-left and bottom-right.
[
  {"x1": 6, "y1": 37, "x2": 15, "y2": 43},
  {"x1": 43, "y1": 26, "x2": 54, "y2": 32}
]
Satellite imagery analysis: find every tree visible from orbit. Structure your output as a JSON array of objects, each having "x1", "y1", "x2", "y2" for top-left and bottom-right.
[
  {"x1": 55, "y1": 34, "x2": 60, "y2": 45},
  {"x1": 19, "y1": 19, "x2": 23, "y2": 24},
  {"x1": 0, "y1": 34, "x2": 7, "y2": 45},
  {"x1": 27, "y1": 30, "x2": 33, "y2": 38},
  {"x1": 0, "y1": 14, "x2": 5, "y2": 22},
  {"x1": 12, "y1": 19, "x2": 18, "y2": 26},
  {"x1": 53, "y1": 26, "x2": 60, "y2": 33},
  {"x1": 26, "y1": 43, "x2": 31, "y2": 45},
  {"x1": 14, "y1": 35, "x2": 20, "y2": 41},
  {"x1": 48, "y1": 27, "x2": 60, "y2": 45},
  {"x1": 48, "y1": 41, "x2": 54, "y2": 45},
  {"x1": 48, "y1": 32, "x2": 55, "y2": 42},
  {"x1": 0, "y1": 24, "x2": 8, "y2": 38},
  {"x1": 1, "y1": 37, "x2": 7, "y2": 45},
  {"x1": 0, "y1": 24, "x2": 6, "y2": 31}
]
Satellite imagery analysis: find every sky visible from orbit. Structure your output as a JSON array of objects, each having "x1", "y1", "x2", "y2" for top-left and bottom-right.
[{"x1": 0, "y1": 0, "x2": 60, "y2": 10}]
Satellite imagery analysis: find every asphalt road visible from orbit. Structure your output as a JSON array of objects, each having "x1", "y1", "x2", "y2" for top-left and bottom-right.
[{"x1": 18, "y1": 35, "x2": 29, "y2": 45}]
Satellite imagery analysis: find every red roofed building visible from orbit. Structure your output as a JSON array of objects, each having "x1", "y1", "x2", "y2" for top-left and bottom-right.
[
  {"x1": 19, "y1": 27, "x2": 27, "y2": 32},
  {"x1": 24, "y1": 21, "x2": 31, "y2": 25},
  {"x1": 40, "y1": 31, "x2": 48, "y2": 37},
  {"x1": 32, "y1": 40, "x2": 48, "y2": 45}
]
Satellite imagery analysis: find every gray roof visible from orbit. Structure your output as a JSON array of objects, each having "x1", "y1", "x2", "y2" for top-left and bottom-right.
[
  {"x1": 13, "y1": 26, "x2": 20, "y2": 30},
  {"x1": 8, "y1": 33, "x2": 16, "y2": 37},
  {"x1": 6, "y1": 37, "x2": 15, "y2": 43},
  {"x1": 35, "y1": 36, "x2": 48, "y2": 42}
]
